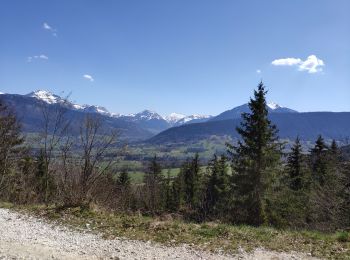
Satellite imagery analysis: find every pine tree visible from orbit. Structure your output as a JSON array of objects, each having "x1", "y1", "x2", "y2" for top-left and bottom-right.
[
  {"x1": 287, "y1": 137, "x2": 305, "y2": 191},
  {"x1": 115, "y1": 168, "x2": 131, "y2": 210},
  {"x1": 181, "y1": 153, "x2": 200, "y2": 208},
  {"x1": 310, "y1": 135, "x2": 328, "y2": 186},
  {"x1": 143, "y1": 156, "x2": 164, "y2": 214},
  {"x1": 169, "y1": 173, "x2": 182, "y2": 211},
  {"x1": 205, "y1": 154, "x2": 230, "y2": 218},
  {"x1": 117, "y1": 168, "x2": 130, "y2": 187},
  {"x1": 164, "y1": 169, "x2": 172, "y2": 211},
  {"x1": 35, "y1": 149, "x2": 55, "y2": 202},
  {"x1": 227, "y1": 81, "x2": 281, "y2": 226},
  {"x1": 309, "y1": 136, "x2": 344, "y2": 230}
]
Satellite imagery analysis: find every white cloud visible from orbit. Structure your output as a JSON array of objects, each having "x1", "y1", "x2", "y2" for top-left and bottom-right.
[
  {"x1": 298, "y1": 55, "x2": 324, "y2": 73},
  {"x1": 43, "y1": 22, "x2": 57, "y2": 37},
  {"x1": 83, "y1": 74, "x2": 94, "y2": 82},
  {"x1": 271, "y1": 55, "x2": 324, "y2": 73},
  {"x1": 27, "y1": 54, "x2": 49, "y2": 62},
  {"x1": 256, "y1": 69, "x2": 261, "y2": 74},
  {"x1": 271, "y1": 57, "x2": 302, "y2": 66}
]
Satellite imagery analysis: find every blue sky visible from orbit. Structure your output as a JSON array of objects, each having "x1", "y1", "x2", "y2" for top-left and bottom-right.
[{"x1": 0, "y1": 0, "x2": 349, "y2": 116}]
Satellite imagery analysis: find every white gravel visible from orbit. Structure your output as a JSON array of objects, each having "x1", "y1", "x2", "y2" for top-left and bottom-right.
[{"x1": 0, "y1": 208, "x2": 320, "y2": 259}]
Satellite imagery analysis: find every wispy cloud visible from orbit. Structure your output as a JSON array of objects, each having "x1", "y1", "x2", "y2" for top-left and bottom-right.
[
  {"x1": 83, "y1": 74, "x2": 94, "y2": 82},
  {"x1": 43, "y1": 22, "x2": 57, "y2": 37},
  {"x1": 271, "y1": 55, "x2": 324, "y2": 73},
  {"x1": 271, "y1": 57, "x2": 301, "y2": 66},
  {"x1": 256, "y1": 69, "x2": 261, "y2": 74},
  {"x1": 27, "y1": 54, "x2": 49, "y2": 62}
]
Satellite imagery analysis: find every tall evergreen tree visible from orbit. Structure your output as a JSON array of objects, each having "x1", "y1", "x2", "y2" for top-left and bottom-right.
[
  {"x1": 310, "y1": 135, "x2": 328, "y2": 186},
  {"x1": 205, "y1": 154, "x2": 230, "y2": 218},
  {"x1": 227, "y1": 81, "x2": 281, "y2": 226},
  {"x1": 309, "y1": 136, "x2": 344, "y2": 230},
  {"x1": 181, "y1": 153, "x2": 200, "y2": 209},
  {"x1": 143, "y1": 156, "x2": 163, "y2": 214},
  {"x1": 35, "y1": 149, "x2": 55, "y2": 202},
  {"x1": 164, "y1": 169, "x2": 173, "y2": 211},
  {"x1": 287, "y1": 137, "x2": 305, "y2": 191},
  {"x1": 169, "y1": 173, "x2": 183, "y2": 211}
]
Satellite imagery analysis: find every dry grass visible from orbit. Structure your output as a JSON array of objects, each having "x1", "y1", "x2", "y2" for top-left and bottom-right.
[{"x1": 1, "y1": 202, "x2": 349, "y2": 259}]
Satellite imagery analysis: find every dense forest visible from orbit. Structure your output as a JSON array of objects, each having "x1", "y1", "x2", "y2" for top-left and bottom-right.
[{"x1": 0, "y1": 82, "x2": 349, "y2": 232}]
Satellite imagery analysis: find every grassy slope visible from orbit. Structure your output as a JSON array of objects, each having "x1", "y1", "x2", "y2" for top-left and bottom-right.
[{"x1": 1, "y1": 202, "x2": 349, "y2": 259}]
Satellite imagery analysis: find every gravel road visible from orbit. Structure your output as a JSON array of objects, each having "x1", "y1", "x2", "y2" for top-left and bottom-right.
[{"x1": 0, "y1": 208, "x2": 320, "y2": 259}]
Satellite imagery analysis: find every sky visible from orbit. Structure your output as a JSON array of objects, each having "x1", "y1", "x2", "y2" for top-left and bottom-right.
[{"x1": 0, "y1": 0, "x2": 349, "y2": 116}]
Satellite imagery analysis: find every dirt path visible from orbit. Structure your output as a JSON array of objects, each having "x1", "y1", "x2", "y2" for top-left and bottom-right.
[{"x1": 0, "y1": 208, "x2": 320, "y2": 259}]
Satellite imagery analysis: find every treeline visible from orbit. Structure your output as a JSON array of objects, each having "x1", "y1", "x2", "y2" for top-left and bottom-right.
[{"x1": 0, "y1": 83, "x2": 349, "y2": 231}]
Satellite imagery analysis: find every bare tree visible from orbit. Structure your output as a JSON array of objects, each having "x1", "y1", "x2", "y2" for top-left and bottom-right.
[
  {"x1": 38, "y1": 96, "x2": 71, "y2": 202},
  {"x1": 76, "y1": 114, "x2": 118, "y2": 207}
]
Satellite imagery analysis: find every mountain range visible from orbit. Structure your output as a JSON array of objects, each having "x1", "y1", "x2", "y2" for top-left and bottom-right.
[
  {"x1": 0, "y1": 90, "x2": 212, "y2": 140},
  {"x1": 1, "y1": 90, "x2": 349, "y2": 144}
]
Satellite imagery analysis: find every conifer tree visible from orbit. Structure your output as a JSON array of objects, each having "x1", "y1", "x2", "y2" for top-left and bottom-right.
[
  {"x1": 310, "y1": 135, "x2": 328, "y2": 186},
  {"x1": 116, "y1": 168, "x2": 131, "y2": 210},
  {"x1": 143, "y1": 156, "x2": 163, "y2": 214},
  {"x1": 287, "y1": 137, "x2": 305, "y2": 191},
  {"x1": 181, "y1": 153, "x2": 200, "y2": 208},
  {"x1": 117, "y1": 168, "x2": 130, "y2": 187},
  {"x1": 309, "y1": 136, "x2": 344, "y2": 230},
  {"x1": 164, "y1": 169, "x2": 173, "y2": 211},
  {"x1": 205, "y1": 154, "x2": 230, "y2": 218},
  {"x1": 35, "y1": 149, "x2": 55, "y2": 202},
  {"x1": 227, "y1": 81, "x2": 281, "y2": 226},
  {"x1": 169, "y1": 173, "x2": 182, "y2": 211}
]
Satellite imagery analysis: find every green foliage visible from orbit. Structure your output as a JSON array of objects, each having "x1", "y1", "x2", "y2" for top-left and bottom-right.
[
  {"x1": 180, "y1": 153, "x2": 200, "y2": 209},
  {"x1": 287, "y1": 137, "x2": 308, "y2": 191},
  {"x1": 117, "y1": 168, "x2": 130, "y2": 187},
  {"x1": 35, "y1": 149, "x2": 56, "y2": 202},
  {"x1": 203, "y1": 154, "x2": 230, "y2": 220},
  {"x1": 310, "y1": 135, "x2": 329, "y2": 186},
  {"x1": 227, "y1": 82, "x2": 282, "y2": 226},
  {"x1": 2, "y1": 81, "x2": 350, "y2": 241},
  {"x1": 142, "y1": 156, "x2": 164, "y2": 214}
]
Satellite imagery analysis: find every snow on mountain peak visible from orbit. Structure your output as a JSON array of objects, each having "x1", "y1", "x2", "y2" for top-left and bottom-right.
[
  {"x1": 181, "y1": 114, "x2": 211, "y2": 123},
  {"x1": 267, "y1": 101, "x2": 283, "y2": 110},
  {"x1": 135, "y1": 110, "x2": 164, "y2": 120},
  {"x1": 81, "y1": 105, "x2": 111, "y2": 115},
  {"x1": 164, "y1": 113, "x2": 212, "y2": 124},
  {"x1": 27, "y1": 90, "x2": 62, "y2": 104},
  {"x1": 165, "y1": 113, "x2": 186, "y2": 123}
]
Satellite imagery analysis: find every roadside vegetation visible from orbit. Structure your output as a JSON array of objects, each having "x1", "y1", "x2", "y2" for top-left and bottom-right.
[
  {"x1": 1, "y1": 202, "x2": 349, "y2": 259},
  {"x1": 0, "y1": 82, "x2": 349, "y2": 259}
]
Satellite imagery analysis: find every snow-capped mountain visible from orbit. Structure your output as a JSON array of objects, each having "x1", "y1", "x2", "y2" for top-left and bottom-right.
[
  {"x1": 211, "y1": 102, "x2": 298, "y2": 122},
  {"x1": 164, "y1": 113, "x2": 212, "y2": 126},
  {"x1": 125, "y1": 110, "x2": 164, "y2": 121},
  {"x1": 171, "y1": 114, "x2": 212, "y2": 126},
  {"x1": 27, "y1": 90, "x2": 117, "y2": 117},
  {"x1": 266, "y1": 102, "x2": 297, "y2": 113},
  {"x1": 18, "y1": 90, "x2": 213, "y2": 134},
  {"x1": 165, "y1": 113, "x2": 186, "y2": 124},
  {"x1": 80, "y1": 105, "x2": 111, "y2": 116},
  {"x1": 27, "y1": 90, "x2": 65, "y2": 104}
]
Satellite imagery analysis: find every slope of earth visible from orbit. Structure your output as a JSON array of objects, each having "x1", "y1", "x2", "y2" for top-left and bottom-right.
[{"x1": 0, "y1": 207, "x2": 324, "y2": 260}]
